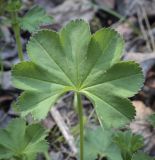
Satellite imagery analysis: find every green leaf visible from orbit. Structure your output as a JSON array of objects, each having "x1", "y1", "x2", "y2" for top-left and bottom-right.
[
  {"x1": 6, "y1": 0, "x2": 22, "y2": 12},
  {"x1": 12, "y1": 19, "x2": 144, "y2": 127},
  {"x1": 83, "y1": 127, "x2": 122, "y2": 160},
  {"x1": 0, "y1": 118, "x2": 48, "y2": 160},
  {"x1": 19, "y1": 5, "x2": 54, "y2": 32},
  {"x1": 114, "y1": 131, "x2": 144, "y2": 160},
  {"x1": 132, "y1": 152, "x2": 154, "y2": 160}
]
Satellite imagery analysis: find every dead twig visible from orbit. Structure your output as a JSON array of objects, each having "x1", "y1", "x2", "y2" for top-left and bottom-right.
[{"x1": 50, "y1": 107, "x2": 77, "y2": 155}]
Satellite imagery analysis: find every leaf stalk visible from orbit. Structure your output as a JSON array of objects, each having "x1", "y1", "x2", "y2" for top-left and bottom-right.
[
  {"x1": 11, "y1": 11, "x2": 24, "y2": 61},
  {"x1": 76, "y1": 92, "x2": 84, "y2": 160}
]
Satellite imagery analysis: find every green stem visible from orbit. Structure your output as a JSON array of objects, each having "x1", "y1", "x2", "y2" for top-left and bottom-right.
[
  {"x1": 76, "y1": 92, "x2": 84, "y2": 160},
  {"x1": 11, "y1": 11, "x2": 24, "y2": 61}
]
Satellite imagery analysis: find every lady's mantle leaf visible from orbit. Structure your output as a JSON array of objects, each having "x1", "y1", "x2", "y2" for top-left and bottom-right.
[
  {"x1": 0, "y1": 118, "x2": 48, "y2": 159},
  {"x1": 114, "y1": 131, "x2": 144, "y2": 160},
  {"x1": 12, "y1": 19, "x2": 144, "y2": 127},
  {"x1": 83, "y1": 127, "x2": 122, "y2": 160},
  {"x1": 19, "y1": 5, "x2": 54, "y2": 32}
]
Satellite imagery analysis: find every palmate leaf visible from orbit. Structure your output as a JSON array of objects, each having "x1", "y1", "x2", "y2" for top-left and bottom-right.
[
  {"x1": 0, "y1": 118, "x2": 48, "y2": 160},
  {"x1": 114, "y1": 131, "x2": 144, "y2": 160},
  {"x1": 12, "y1": 19, "x2": 144, "y2": 127},
  {"x1": 19, "y1": 5, "x2": 54, "y2": 32},
  {"x1": 83, "y1": 127, "x2": 122, "y2": 160}
]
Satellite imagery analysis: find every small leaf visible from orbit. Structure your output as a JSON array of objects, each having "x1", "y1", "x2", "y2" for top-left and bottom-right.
[
  {"x1": 12, "y1": 19, "x2": 144, "y2": 127},
  {"x1": 0, "y1": 118, "x2": 48, "y2": 159},
  {"x1": 19, "y1": 5, "x2": 54, "y2": 32},
  {"x1": 83, "y1": 127, "x2": 122, "y2": 160},
  {"x1": 132, "y1": 152, "x2": 154, "y2": 160},
  {"x1": 114, "y1": 131, "x2": 144, "y2": 160},
  {"x1": 6, "y1": 0, "x2": 22, "y2": 12}
]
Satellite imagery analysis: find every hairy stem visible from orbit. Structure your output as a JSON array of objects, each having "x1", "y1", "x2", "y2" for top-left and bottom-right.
[
  {"x1": 11, "y1": 11, "x2": 24, "y2": 61},
  {"x1": 76, "y1": 92, "x2": 84, "y2": 160}
]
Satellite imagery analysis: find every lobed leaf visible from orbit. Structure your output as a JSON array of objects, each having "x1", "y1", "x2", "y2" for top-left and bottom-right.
[
  {"x1": 0, "y1": 118, "x2": 48, "y2": 160},
  {"x1": 114, "y1": 131, "x2": 144, "y2": 160},
  {"x1": 19, "y1": 5, "x2": 54, "y2": 32},
  {"x1": 83, "y1": 127, "x2": 122, "y2": 160},
  {"x1": 12, "y1": 19, "x2": 144, "y2": 127}
]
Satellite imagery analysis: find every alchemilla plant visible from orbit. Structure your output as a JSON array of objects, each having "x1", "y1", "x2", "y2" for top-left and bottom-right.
[{"x1": 7, "y1": 19, "x2": 152, "y2": 160}]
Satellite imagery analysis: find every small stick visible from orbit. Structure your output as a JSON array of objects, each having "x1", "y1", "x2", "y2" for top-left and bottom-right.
[{"x1": 50, "y1": 107, "x2": 77, "y2": 155}]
